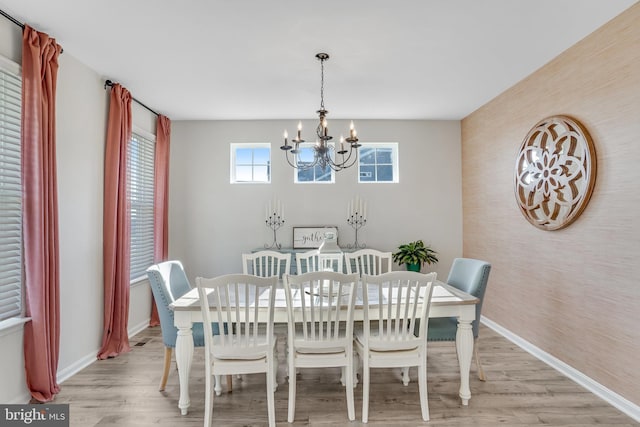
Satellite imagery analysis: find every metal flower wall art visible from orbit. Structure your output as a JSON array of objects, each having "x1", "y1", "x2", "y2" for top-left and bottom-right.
[{"x1": 514, "y1": 115, "x2": 596, "y2": 231}]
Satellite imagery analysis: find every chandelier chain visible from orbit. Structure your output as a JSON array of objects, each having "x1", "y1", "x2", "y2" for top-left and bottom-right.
[{"x1": 319, "y1": 56, "x2": 325, "y2": 111}]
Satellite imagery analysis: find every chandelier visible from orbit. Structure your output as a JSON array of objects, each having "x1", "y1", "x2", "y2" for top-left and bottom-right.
[{"x1": 280, "y1": 53, "x2": 360, "y2": 171}]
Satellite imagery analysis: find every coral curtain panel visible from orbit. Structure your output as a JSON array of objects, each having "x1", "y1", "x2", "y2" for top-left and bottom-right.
[
  {"x1": 149, "y1": 115, "x2": 172, "y2": 326},
  {"x1": 98, "y1": 83, "x2": 132, "y2": 359},
  {"x1": 21, "y1": 25, "x2": 62, "y2": 402}
]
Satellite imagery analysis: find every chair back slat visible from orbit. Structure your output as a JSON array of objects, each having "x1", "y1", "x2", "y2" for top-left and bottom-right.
[
  {"x1": 242, "y1": 250, "x2": 291, "y2": 278},
  {"x1": 318, "y1": 252, "x2": 344, "y2": 272},
  {"x1": 296, "y1": 249, "x2": 319, "y2": 274},
  {"x1": 283, "y1": 271, "x2": 358, "y2": 347},
  {"x1": 362, "y1": 271, "x2": 436, "y2": 348},
  {"x1": 196, "y1": 274, "x2": 278, "y2": 355},
  {"x1": 345, "y1": 249, "x2": 392, "y2": 276}
]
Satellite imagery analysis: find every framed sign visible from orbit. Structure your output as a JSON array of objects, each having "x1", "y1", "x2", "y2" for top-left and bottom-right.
[{"x1": 293, "y1": 226, "x2": 338, "y2": 249}]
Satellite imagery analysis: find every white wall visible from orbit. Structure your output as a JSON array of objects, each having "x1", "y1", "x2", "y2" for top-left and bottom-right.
[
  {"x1": 169, "y1": 119, "x2": 462, "y2": 282},
  {"x1": 0, "y1": 17, "x2": 155, "y2": 403}
]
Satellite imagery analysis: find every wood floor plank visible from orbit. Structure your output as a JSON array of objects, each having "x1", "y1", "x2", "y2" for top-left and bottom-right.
[{"x1": 51, "y1": 325, "x2": 637, "y2": 426}]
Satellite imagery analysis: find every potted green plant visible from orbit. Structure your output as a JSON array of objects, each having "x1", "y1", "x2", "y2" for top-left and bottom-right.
[{"x1": 392, "y1": 240, "x2": 439, "y2": 272}]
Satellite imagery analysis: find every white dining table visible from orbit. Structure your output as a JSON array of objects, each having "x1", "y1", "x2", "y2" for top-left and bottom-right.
[{"x1": 170, "y1": 279, "x2": 479, "y2": 415}]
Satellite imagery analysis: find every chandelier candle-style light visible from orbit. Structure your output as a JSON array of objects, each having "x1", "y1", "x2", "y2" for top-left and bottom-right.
[{"x1": 280, "y1": 53, "x2": 360, "y2": 171}]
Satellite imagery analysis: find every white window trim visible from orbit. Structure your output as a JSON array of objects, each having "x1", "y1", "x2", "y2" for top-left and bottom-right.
[
  {"x1": 230, "y1": 142, "x2": 271, "y2": 184},
  {"x1": 0, "y1": 55, "x2": 20, "y2": 76},
  {"x1": 358, "y1": 142, "x2": 399, "y2": 184}
]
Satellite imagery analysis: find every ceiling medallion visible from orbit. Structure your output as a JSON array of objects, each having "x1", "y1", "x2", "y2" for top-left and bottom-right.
[{"x1": 514, "y1": 115, "x2": 596, "y2": 231}]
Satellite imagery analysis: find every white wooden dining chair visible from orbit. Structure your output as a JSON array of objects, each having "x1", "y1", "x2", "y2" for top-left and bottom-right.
[
  {"x1": 242, "y1": 250, "x2": 291, "y2": 278},
  {"x1": 355, "y1": 271, "x2": 437, "y2": 423},
  {"x1": 318, "y1": 251, "x2": 344, "y2": 272},
  {"x1": 282, "y1": 271, "x2": 359, "y2": 423},
  {"x1": 295, "y1": 249, "x2": 320, "y2": 274},
  {"x1": 344, "y1": 248, "x2": 392, "y2": 276},
  {"x1": 196, "y1": 274, "x2": 279, "y2": 427},
  {"x1": 297, "y1": 249, "x2": 344, "y2": 273}
]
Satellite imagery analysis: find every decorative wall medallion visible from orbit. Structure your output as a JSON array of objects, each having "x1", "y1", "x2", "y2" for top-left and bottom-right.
[{"x1": 514, "y1": 115, "x2": 596, "y2": 231}]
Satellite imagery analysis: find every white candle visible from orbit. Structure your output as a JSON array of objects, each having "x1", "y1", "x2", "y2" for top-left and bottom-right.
[
  {"x1": 268, "y1": 200, "x2": 272, "y2": 217},
  {"x1": 281, "y1": 203, "x2": 284, "y2": 221},
  {"x1": 363, "y1": 201, "x2": 367, "y2": 219}
]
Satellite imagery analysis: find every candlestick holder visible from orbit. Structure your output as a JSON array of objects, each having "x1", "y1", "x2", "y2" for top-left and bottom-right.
[
  {"x1": 346, "y1": 213, "x2": 366, "y2": 249},
  {"x1": 264, "y1": 214, "x2": 285, "y2": 249}
]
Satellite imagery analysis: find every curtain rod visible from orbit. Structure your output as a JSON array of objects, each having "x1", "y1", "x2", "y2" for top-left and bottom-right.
[
  {"x1": 104, "y1": 80, "x2": 159, "y2": 117},
  {"x1": 0, "y1": 8, "x2": 64, "y2": 53},
  {"x1": 0, "y1": 8, "x2": 23, "y2": 28}
]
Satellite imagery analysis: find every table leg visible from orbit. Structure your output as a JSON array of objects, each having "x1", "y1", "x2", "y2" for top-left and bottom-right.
[
  {"x1": 175, "y1": 313, "x2": 194, "y2": 415},
  {"x1": 455, "y1": 318, "x2": 474, "y2": 405}
]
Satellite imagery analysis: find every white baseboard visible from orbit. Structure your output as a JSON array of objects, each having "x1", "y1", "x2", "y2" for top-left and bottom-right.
[
  {"x1": 57, "y1": 319, "x2": 151, "y2": 385},
  {"x1": 481, "y1": 316, "x2": 640, "y2": 423},
  {"x1": 128, "y1": 318, "x2": 151, "y2": 338},
  {"x1": 57, "y1": 350, "x2": 99, "y2": 384}
]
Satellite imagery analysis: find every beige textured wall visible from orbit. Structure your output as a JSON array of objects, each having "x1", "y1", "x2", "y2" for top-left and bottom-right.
[{"x1": 461, "y1": 3, "x2": 640, "y2": 405}]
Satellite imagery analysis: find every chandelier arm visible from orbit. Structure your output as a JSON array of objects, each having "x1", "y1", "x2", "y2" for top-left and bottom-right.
[
  {"x1": 285, "y1": 149, "x2": 319, "y2": 170},
  {"x1": 328, "y1": 144, "x2": 358, "y2": 170}
]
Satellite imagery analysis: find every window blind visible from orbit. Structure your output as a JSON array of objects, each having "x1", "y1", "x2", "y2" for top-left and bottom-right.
[
  {"x1": 0, "y1": 62, "x2": 23, "y2": 321},
  {"x1": 128, "y1": 131, "x2": 155, "y2": 281}
]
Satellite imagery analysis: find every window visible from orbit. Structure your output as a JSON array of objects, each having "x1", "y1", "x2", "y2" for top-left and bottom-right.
[
  {"x1": 358, "y1": 143, "x2": 399, "y2": 183},
  {"x1": 294, "y1": 143, "x2": 335, "y2": 183},
  {"x1": 0, "y1": 57, "x2": 23, "y2": 322},
  {"x1": 230, "y1": 143, "x2": 271, "y2": 183},
  {"x1": 128, "y1": 130, "x2": 156, "y2": 281}
]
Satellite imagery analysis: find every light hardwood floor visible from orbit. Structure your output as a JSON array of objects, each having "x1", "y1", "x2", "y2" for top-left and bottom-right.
[{"x1": 52, "y1": 325, "x2": 637, "y2": 426}]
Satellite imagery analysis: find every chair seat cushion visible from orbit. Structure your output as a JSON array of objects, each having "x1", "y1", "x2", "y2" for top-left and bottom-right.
[
  {"x1": 355, "y1": 331, "x2": 420, "y2": 352},
  {"x1": 293, "y1": 334, "x2": 351, "y2": 354},
  {"x1": 211, "y1": 335, "x2": 275, "y2": 360}
]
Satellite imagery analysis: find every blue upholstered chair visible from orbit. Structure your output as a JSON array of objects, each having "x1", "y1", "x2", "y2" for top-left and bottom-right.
[
  {"x1": 146, "y1": 260, "x2": 227, "y2": 392},
  {"x1": 428, "y1": 258, "x2": 491, "y2": 381}
]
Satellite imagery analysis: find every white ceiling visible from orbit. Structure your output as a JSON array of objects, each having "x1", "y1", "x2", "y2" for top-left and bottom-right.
[{"x1": 0, "y1": 0, "x2": 636, "y2": 120}]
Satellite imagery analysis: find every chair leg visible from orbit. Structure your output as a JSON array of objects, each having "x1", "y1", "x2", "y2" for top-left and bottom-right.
[
  {"x1": 266, "y1": 360, "x2": 276, "y2": 427},
  {"x1": 204, "y1": 369, "x2": 214, "y2": 427},
  {"x1": 226, "y1": 375, "x2": 233, "y2": 392},
  {"x1": 287, "y1": 360, "x2": 297, "y2": 423},
  {"x1": 272, "y1": 346, "x2": 278, "y2": 392},
  {"x1": 474, "y1": 338, "x2": 486, "y2": 381},
  {"x1": 418, "y1": 361, "x2": 430, "y2": 421},
  {"x1": 214, "y1": 375, "x2": 222, "y2": 396},
  {"x1": 362, "y1": 357, "x2": 370, "y2": 423},
  {"x1": 345, "y1": 355, "x2": 355, "y2": 421},
  {"x1": 401, "y1": 366, "x2": 410, "y2": 386},
  {"x1": 159, "y1": 347, "x2": 172, "y2": 391}
]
